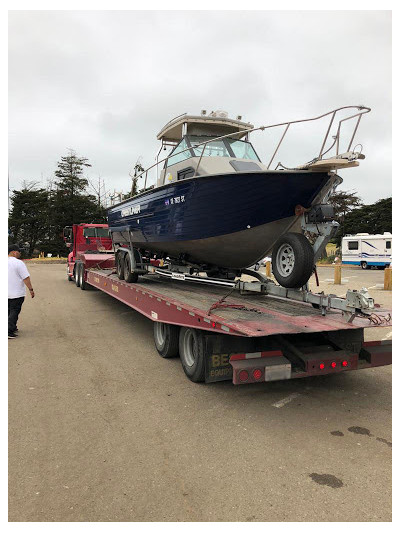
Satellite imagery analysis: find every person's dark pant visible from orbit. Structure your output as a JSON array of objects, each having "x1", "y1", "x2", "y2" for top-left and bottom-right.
[{"x1": 8, "y1": 297, "x2": 25, "y2": 334}]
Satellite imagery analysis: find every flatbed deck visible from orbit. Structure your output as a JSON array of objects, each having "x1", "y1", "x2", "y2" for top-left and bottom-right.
[
  {"x1": 86, "y1": 269, "x2": 390, "y2": 337},
  {"x1": 81, "y1": 268, "x2": 391, "y2": 384}
]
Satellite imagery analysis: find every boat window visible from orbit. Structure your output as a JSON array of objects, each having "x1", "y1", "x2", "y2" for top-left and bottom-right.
[
  {"x1": 348, "y1": 241, "x2": 359, "y2": 250},
  {"x1": 386, "y1": 241, "x2": 391, "y2": 249},
  {"x1": 189, "y1": 136, "x2": 231, "y2": 157},
  {"x1": 225, "y1": 139, "x2": 260, "y2": 161},
  {"x1": 166, "y1": 138, "x2": 192, "y2": 167}
]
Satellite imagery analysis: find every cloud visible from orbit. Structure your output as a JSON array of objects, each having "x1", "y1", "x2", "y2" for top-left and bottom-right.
[{"x1": 8, "y1": 10, "x2": 391, "y2": 203}]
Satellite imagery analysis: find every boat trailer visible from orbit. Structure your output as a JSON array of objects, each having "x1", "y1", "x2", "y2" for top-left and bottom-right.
[{"x1": 145, "y1": 263, "x2": 388, "y2": 325}]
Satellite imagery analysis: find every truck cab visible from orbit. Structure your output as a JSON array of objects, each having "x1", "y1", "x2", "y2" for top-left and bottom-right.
[{"x1": 63, "y1": 223, "x2": 113, "y2": 281}]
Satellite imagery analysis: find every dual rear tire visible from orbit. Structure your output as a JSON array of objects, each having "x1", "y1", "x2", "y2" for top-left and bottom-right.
[
  {"x1": 116, "y1": 251, "x2": 138, "y2": 283},
  {"x1": 74, "y1": 262, "x2": 87, "y2": 290},
  {"x1": 75, "y1": 264, "x2": 81, "y2": 287},
  {"x1": 153, "y1": 323, "x2": 206, "y2": 383}
]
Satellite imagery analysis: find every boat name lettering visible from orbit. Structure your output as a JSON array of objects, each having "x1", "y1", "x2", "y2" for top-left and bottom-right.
[
  {"x1": 121, "y1": 205, "x2": 141, "y2": 217},
  {"x1": 172, "y1": 272, "x2": 186, "y2": 281},
  {"x1": 165, "y1": 195, "x2": 185, "y2": 206}
]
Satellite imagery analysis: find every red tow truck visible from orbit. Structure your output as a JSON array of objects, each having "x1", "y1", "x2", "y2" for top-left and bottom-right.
[{"x1": 64, "y1": 229, "x2": 392, "y2": 385}]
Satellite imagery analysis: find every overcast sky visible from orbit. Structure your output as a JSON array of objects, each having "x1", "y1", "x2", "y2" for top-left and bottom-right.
[{"x1": 8, "y1": 10, "x2": 392, "y2": 204}]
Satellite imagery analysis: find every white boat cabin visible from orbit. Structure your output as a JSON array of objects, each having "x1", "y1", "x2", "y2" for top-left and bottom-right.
[{"x1": 156, "y1": 110, "x2": 268, "y2": 187}]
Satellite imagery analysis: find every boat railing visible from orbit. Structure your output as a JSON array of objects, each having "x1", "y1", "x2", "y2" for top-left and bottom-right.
[{"x1": 129, "y1": 105, "x2": 371, "y2": 191}]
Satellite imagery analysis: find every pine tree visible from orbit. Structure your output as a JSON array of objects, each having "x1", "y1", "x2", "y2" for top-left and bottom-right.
[
  {"x1": 8, "y1": 182, "x2": 49, "y2": 256},
  {"x1": 48, "y1": 150, "x2": 107, "y2": 254}
]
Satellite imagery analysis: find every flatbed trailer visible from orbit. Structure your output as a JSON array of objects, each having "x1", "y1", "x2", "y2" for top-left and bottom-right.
[{"x1": 70, "y1": 262, "x2": 392, "y2": 385}]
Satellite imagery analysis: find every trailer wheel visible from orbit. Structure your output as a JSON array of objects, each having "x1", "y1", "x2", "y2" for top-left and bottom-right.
[
  {"x1": 116, "y1": 252, "x2": 124, "y2": 280},
  {"x1": 123, "y1": 254, "x2": 138, "y2": 283},
  {"x1": 153, "y1": 322, "x2": 179, "y2": 358},
  {"x1": 75, "y1": 263, "x2": 81, "y2": 287},
  {"x1": 179, "y1": 328, "x2": 206, "y2": 382},
  {"x1": 272, "y1": 232, "x2": 314, "y2": 288}
]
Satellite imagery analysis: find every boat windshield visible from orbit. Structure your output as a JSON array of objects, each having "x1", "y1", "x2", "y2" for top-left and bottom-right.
[
  {"x1": 166, "y1": 138, "x2": 192, "y2": 167},
  {"x1": 190, "y1": 136, "x2": 231, "y2": 157},
  {"x1": 189, "y1": 136, "x2": 260, "y2": 161},
  {"x1": 225, "y1": 138, "x2": 260, "y2": 161},
  {"x1": 165, "y1": 135, "x2": 260, "y2": 168}
]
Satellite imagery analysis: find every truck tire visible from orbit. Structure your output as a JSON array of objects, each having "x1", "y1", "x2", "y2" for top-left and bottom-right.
[
  {"x1": 67, "y1": 265, "x2": 73, "y2": 281},
  {"x1": 153, "y1": 322, "x2": 179, "y2": 358},
  {"x1": 123, "y1": 254, "x2": 138, "y2": 283},
  {"x1": 75, "y1": 263, "x2": 81, "y2": 287},
  {"x1": 79, "y1": 264, "x2": 87, "y2": 290},
  {"x1": 116, "y1": 252, "x2": 124, "y2": 280},
  {"x1": 179, "y1": 328, "x2": 206, "y2": 382},
  {"x1": 272, "y1": 232, "x2": 314, "y2": 288}
]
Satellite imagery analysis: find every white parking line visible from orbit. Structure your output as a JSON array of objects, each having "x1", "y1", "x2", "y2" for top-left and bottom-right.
[
  {"x1": 323, "y1": 279, "x2": 349, "y2": 283},
  {"x1": 272, "y1": 393, "x2": 300, "y2": 408}
]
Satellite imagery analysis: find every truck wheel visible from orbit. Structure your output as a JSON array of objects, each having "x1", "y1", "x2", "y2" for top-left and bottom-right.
[
  {"x1": 79, "y1": 264, "x2": 86, "y2": 290},
  {"x1": 116, "y1": 252, "x2": 124, "y2": 280},
  {"x1": 123, "y1": 254, "x2": 138, "y2": 283},
  {"x1": 75, "y1": 263, "x2": 81, "y2": 287},
  {"x1": 272, "y1": 233, "x2": 314, "y2": 288},
  {"x1": 361, "y1": 261, "x2": 368, "y2": 270},
  {"x1": 153, "y1": 322, "x2": 179, "y2": 358},
  {"x1": 67, "y1": 265, "x2": 73, "y2": 281},
  {"x1": 179, "y1": 328, "x2": 206, "y2": 382}
]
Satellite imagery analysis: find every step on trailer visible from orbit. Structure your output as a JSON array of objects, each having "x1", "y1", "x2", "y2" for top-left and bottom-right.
[{"x1": 72, "y1": 254, "x2": 392, "y2": 385}]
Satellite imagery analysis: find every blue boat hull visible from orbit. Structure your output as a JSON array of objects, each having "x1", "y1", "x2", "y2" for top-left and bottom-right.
[{"x1": 108, "y1": 171, "x2": 331, "y2": 268}]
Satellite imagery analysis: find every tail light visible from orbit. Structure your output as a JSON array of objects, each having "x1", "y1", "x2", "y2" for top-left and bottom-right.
[
  {"x1": 331, "y1": 362, "x2": 337, "y2": 369},
  {"x1": 319, "y1": 363, "x2": 325, "y2": 370},
  {"x1": 238, "y1": 370, "x2": 249, "y2": 382},
  {"x1": 342, "y1": 360, "x2": 348, "y2": 367},
  {"x1": 253, "y1": 369, "x2": 262, "y2": 380}
]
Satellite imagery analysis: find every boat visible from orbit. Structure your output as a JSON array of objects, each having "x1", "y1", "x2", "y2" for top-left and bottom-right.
[{"x1": 108, "y1": 106, "x2": 370, "y2": 284}]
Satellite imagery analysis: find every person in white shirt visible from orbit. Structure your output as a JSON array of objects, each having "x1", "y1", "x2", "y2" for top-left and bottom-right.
[{"x1": 8, "y1": 244, "x2": 35, "y2": 339}]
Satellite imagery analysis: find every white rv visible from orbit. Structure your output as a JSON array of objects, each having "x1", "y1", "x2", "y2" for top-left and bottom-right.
[{"x1": 341, "y1": 233, "x2": 392, "y2": 269}]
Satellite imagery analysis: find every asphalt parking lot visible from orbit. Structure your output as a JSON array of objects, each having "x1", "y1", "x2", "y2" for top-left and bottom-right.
[{"x1": 9, "y1": 263, "x2": 391, "y2": 522}]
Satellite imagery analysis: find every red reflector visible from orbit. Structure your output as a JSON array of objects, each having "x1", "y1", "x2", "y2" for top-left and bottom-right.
[
  {"x1": 253, "y1": 368, "x2": 262, "y2": 380},
  {"x1": 238, "y1": 370, "x2": 249, "y2": 382},
  {"x1": 319, "y1": 363, "x2": 325, "y2": 370},
  {"x1": 342, "y1": 360, "x2": 348, "y2": 367},
  {"x1": 212, "y1": 322, "x2": 216, "y2": 328},
  {"x1": 331, "y1": 362, "x2": 337, "y2": 368}
]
